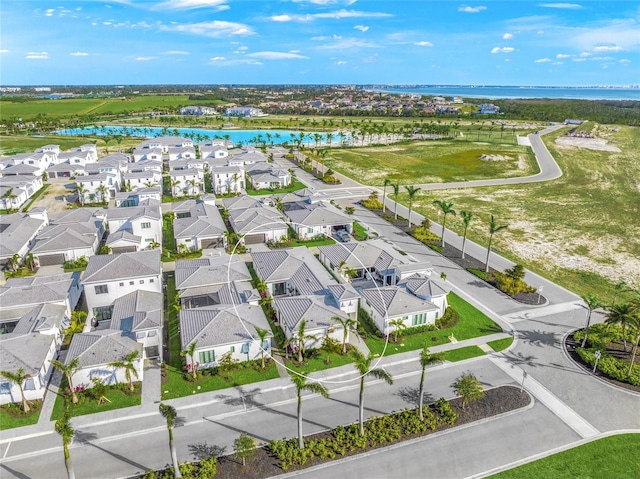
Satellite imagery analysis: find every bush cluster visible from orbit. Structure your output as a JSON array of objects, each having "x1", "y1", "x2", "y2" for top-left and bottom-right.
[
  {"x1": 140, "y1": 456, "x2": 217, "y2": 479},
  {"x1": 436, "y1": 307, "x2": 459, "y2": 329},
  {"x1": 487, "y1": 264, "x2": 536, "y2": 297},
  {"x1": 577, "y1": 348, "x2": 640, "y2": 386},
  {"x1": 269, "y1": 400, "x2": 458, "y2": 471},
  {"x1": 63, "y1": 256, "x2": 88, "y2": 270}
]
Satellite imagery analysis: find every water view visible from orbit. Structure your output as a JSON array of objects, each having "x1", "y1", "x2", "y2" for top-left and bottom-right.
[{"x1": 56, "y1": 126, "x2": 337, "y2": 146}]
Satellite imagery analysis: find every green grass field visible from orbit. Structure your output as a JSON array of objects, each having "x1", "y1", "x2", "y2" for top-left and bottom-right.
[
  {"x1": 0, "y1": 404, "x2": 41, "y2": 430},
  {"x1": 285, "y1": 350, "x2": 354, "y2": 375},
  {"x1": 488, "y1": 337, "x2": 514, "y2": 352},
  {"x1": 326, "y1": 140, "x2": 538, "y2": 185},
  {"x1": 490, "y1": 434, "x2": 640, "y2": 478},
  {"x1": 50, "y1": 384, "x2": 142, "y2": 420},
  {"x1": 443, "y1": 346, "x2": 486, "y2": 362}
]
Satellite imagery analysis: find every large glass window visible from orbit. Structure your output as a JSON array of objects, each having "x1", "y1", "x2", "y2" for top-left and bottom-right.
[
  {"x1": 94, "y1": 284, "x2": 108, "y2": 295},
  {"x1": 412, "y1": 313, "x2": 427, "y2": 326},
  {"x1": 199, "y1": 350, "x2": 215, "y2": 364}
]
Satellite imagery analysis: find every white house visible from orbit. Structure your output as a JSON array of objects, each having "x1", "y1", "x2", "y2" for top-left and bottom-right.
[
  {"x1": 0, "y1": 175, "x2": 43, "y2": 210},
  {"x1": 167, "y1": 146, "x2": 197, "y2": 162},
  {"x1": 75, "y1": 172, "x2": 120, "y2": 202},
  {"x1": 200, "y1": 143, "x2": 229, "y2": 160},
  {"x1": 210, "y1": 166, "x2": 244, "y2": 194},
  {"x1": 227, "y1": 204, "x2": 288, "y2": 246},
  {"x1": 172, "y1": 199, "x2": 227, "y2": 251},
  {"x1": 0, "y1": 209, "x2": 48, "y2": 270},
  {"x1": 133, "y1": 147, "x2": 163, "y2": 163},
  {"x1": 114, "y1": 188, "x2": 162, "y2": 207},
  {"x1": 106, "y1": 203, "x2": 162, "y2": 252},
  {"x1": 245, "y1": 163, "x2": 291, "y2": 191},
  {"x1": 81, "y1": 249, "x2": 162, "y2": 323},
  {"x1": 285, "y1": 203, "x2": 352, "y2": 240},
  {"x1": 137, "y1": 136, "x2": 193, "y2": 153},
  {"x1": 169, "y1": 169, "x2": 203, "y2": 197}
]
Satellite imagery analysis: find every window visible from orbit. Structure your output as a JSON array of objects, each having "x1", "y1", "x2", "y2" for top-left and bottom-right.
[
  {"x1": 94, "y1": 285, "x2": 108, "y2": 295},
  {"x1": 412, "y1": 313, "x2": 427, "y2": 326},
  {"x1": 147, "y1": 330, "x2": 157, "y2": 337},
  {"x1": 139, "y1": 280, "x2": 145, "y2": 284},
  {"x1": 119, "y1": 282, "x2": 124, "y2": 287},
  {"x1": 0, "y1": 382, "x2": 11, "y2": 394},
  {"x1": 149, "y1": 278, "x2": 155, "y2": 283},
  {"x1": 94, "y1": 306, "x2": 113, "y2": 322},
  {"x1": 230, "y1": 346, "x2": 235, "y2": 353},
  {"x1": 136, "y1": 332, "x2": 146, "y2": 339},
  {"x1": 307, "y1": 227, "x2": 314, "y2": 234},
  {"x1": 141, "y1": 222, "x2": 151, "y2": 229},
  {"x1": 129, "y1": 281, "x2": 134, "y2": 285},
  {"x1": 199, "y1": 350, "x2": 215, "y2": 364},
  {"x1": 241, "y1": 343, "x2": 250, "y2": 354}
]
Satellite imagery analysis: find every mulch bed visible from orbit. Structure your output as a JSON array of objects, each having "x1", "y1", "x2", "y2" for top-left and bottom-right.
[
  {"x1": 565, "y1": 333, "x2": 640, "y2": 393},
  {"x1": 213, "y1": 385, "x2": 531, "y2": 479}
]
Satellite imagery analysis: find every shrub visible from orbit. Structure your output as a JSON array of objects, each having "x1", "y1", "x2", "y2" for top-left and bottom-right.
[
  {"x1": 577, "y1": 348, "x2": 640, "y2": 386},
  {"x1": 436, "y1": 307, "x2": 459, "y2": 329}
]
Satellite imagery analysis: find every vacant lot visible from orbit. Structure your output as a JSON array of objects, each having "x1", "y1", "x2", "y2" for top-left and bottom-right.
[
  {"x1": 397, "y1": 124, "x2": 640, "y2": 297},
  {"x1": 326, "y1": 140, "x2": 538, "y2": 184}
]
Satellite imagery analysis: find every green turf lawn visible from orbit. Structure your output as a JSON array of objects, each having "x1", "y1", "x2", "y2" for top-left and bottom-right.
[
  {"x1": 490, "y1": 434, "x2": 640, "y2": 478},
  {"x1": 284, "y1": 350, "x2": 354, "y2": 375},
  {"x1": 364, "y1": 292, "x2": 502, "y2": 356},
  {"x1": 0, "y1": 403, "x2": 42, "y2": 430},
  {"x1": 165, "y1": 273, "x2": 181, "y2": 369},
  {"x1": 50, "y1": 384, "x2": 142, "y2": 420},
  {"x1": 161, "y1": 362, "x2": 280, "y2": 400},
  {"x1": 289, "y1": 237, "x2": 336, "y2": 247},
  {"x1": 326, "y1": 140, "x2": 538, "y2": 185},
  {"x1": 352, "y1": 221, "x2": 369, "y2": 241},
  {"x1": 247, "y1": 179, "x2": 307, "y2": 196},
  {"x1": 488, "y1": 337, "x2": 514, "y2": 352},
  {"x1": 443, "y1": 346, "x2": 486, "y2": 362}
]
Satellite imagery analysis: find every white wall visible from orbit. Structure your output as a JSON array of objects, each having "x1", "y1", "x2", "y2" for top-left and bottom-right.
[
  {"x1": 188, "y1": 339, "x2": 271, "y2": 370},
  {"x1": 85, "y1": 275, "x2": 162, "y2": 313},
  {"x1": 71, "y1": 359, "x2": 144, "y2": 389}
]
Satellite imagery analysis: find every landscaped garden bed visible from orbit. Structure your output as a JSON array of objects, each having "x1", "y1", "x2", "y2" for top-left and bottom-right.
[{"x1": 0, "y1": 400, "x2": 42, "y2": 430}]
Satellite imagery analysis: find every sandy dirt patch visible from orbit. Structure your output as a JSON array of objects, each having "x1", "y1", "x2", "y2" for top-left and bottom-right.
[
  {"x1": 555, "y1": 136, "x2": 621, "y2": 152},
  {"x1": 479, "y1": 154, "x2": 512, "y2": 161},
  {"x1": 29, "y1": 181, "x2": 76, "y2": 214}
]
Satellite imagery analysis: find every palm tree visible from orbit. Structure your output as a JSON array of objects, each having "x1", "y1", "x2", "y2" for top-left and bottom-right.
[
  {"x1": 75, "y1": 183, "x2": 87, "y2": 206},
  {"x1": 170, "y1": 178, "x2": 181, "y2": 196},
  {"x1": 405, "y1": 185, "x2": 421, "y2": 227},
  {"x1": 418, "y1": 345, "x2": 444, "y2": 420},
  {"x1": 392, "y1": 182, "x2": 400, "y2": 220},
  {"x1": 254, "y1": 326, "x2": 270, "y2": 368},
  {"x1": 0, "y1": 368, "x2": 32, "y2": 412},
  {"x1": 432, "y1": 199, "x2": 456, "y2": 247},
  {"x1": 485, "y1": 215, "x2": 508, "y2": 273},
  {"x1": 332, "y1": 316, "x2": 357, "y2": 354},
  {"x1": 580, "y1": 293, "x2": 602, "y2": 348},
  {"x1": 350, "y1": 349, "x2": 393, "y2": 436},
  {"x1": 460, "y1": 210, "x2": 473, "y2": 259},
  {"x1": 51, "y1": 358, "x2": 81, "y2": 404},
  {"x1": 381, "y1": 178, "x2": 391, "y2": 213},
  {"x1": 626, "y1": 308, "x2": 640, "y2": 377},
  {"x1": 181, "y1": 342, "x2": 198, "y2": 379},
  {"x1": 55, "y1": 410, "x2": 76, "y2": 479},
  {"x1": 2, "y1": 187, "x2": 18, "y2": 210},
  {"x1": 611, "y1": 280, "x2": 628, "y2": 308},
  {"x1": 291, "y1": 374, "x2": 329, "y2": 449},
  {"x1": 293, "y1": 319, "x2": 318, "y2": 363},
  {"x1": 388, "y1": 318, "x2": 407, "y2": 343},
  {"x1": 96, "y1": 184, "x2": 108, "y2": 205},
  {"x1": 605, "y1": 303, "x2": 635, "y2": 352},
  {"x1": 186, "y1": 179, "x2": 197, "y2": 196},
  {"x1": 159, "y1": 403, "x2": 182, "y2": 478},
  {"x1": 108, "y1": 350, "x2": 140, "y2": 392}
]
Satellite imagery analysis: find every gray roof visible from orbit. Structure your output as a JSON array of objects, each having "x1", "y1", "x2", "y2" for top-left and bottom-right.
[
  {"x1": 0, "y1": 332, "x2": 57, "y2": 375},
  {"x1": 179, "y1": 303, "x2": 271, "y2": 349},
  {"x1": 327, "y1": 283, "x2": 360, "y2": 302},
  {"x1": 107, "y1": 204, "x2": 161, "y2": 223},
  {"x1": 360, "y1": 287, "x2": 439, "y2": 318},
  {"x1": 106, "y1": 230, "x2": 141, "y2": 246},
  {"x1": 222, "y1": 195, "x2": 265, "y2": 211},
  {"x1": 318, "y1": 239, "x2": 407, "y2": 272},
  {"x1": 82, "y1": 249, "x2": 161, "y2": 284},
  {"x1": 285, "y1": 204, "x2": 352, "y2": 228},
  {"x1": 65, "y1": 329, "x2": 142, "y2": 368},
  {"x1": 173, "y1": 202, "x2": 226, "y2": 240},
  {"x1": 273, "y1": 295, "x2": 347, "y2": 333},
  {"x1": 175, "y1": 255, "x2": 251, "y2": 290},
  {"x1": 31, "y1": 222, "x2": 99, "y2": 254},
  {"x1": 52, "y1": 208, "x2": 105, "y2": 225},
  {"x1": 11, "y1": 303, "x2": 67, "y2": 335},
  {"x1": 0, "y1": 213, "x2": 46, "y2": 259},
  {"x1": 401, "y1": 275, "x2": 451, "y2": 298},
  {"x1": 0, "y1": 273, "x2": 79, "y2": 310},
  {"x1": 110, "y1": 290, "x2": 163, "y2": 333},
  {"x1": 228, "y1": 205, "x2": 286, "y2": 235}
]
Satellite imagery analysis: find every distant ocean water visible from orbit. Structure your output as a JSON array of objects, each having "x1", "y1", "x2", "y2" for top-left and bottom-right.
[{"x1": 374, "y1": 86, "x2": 640, "y2": 101}]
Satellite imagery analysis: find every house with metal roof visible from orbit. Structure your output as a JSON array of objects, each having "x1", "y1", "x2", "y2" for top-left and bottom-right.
[
  {"x1": 0, "y1": 175, "x2": 44, "y2": 210},
  {"x1": 106, "y1": 203, "x2": 162, "y2": 253},
  {"x1": 169, "y1": 168, "x2": 203, "y2": 197},
  {"x1": 285, "y1": 203, "x2": 353, "y2": 240},
  {"x1": 0, "y1": 209, "x2": 48, "y2": 270},
  {"x1": 227, "y1": 204, "x2": 288, "y2": 246},
  {"x1": 245, "y1": 163, "x2": 291, "y2": 191},
  {"x1": 172, "y1": 199, "x2": 227, "y2": 251},
  {"x1": 30, "y1": 221, "x2": 102, "y2": 267}
]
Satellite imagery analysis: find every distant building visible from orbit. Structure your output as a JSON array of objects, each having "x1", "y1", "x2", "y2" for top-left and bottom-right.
[
  {"x1": 224, "y1": 106, "x2": 266, "y2": 117},
  {"x1": 563, "y1": 119, "x2": 584, "y2": 125},
  {"x1": 478, "y1": 103, "x2": 500, "y2": 114},
  {"x1": 180, "y1": 106, "x2": 218, "y2": 116}
]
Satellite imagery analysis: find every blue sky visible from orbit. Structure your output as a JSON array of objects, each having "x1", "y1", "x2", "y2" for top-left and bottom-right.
[{"x1": 1, "y1": 1, "x2": 638, "y2": 86}]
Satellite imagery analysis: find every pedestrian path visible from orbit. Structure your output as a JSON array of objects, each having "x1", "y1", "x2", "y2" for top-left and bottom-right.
[{"x1": 490, "y1": 355, "x2": 599, "y2": 439}]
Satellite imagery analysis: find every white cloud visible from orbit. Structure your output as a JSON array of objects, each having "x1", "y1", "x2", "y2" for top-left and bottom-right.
[
  {"x1": 311, "y1": 35, "x2": 342, "y2": 41},
  {"x1": 45, "y1": 8, "x2": 54, "y2": 16},
  {"x1": 534, "y1": 58, "x2": 551, "y2": 63},
  {"x1": 579, "y1": 52, "x2": 591, "y2": 57},
  {"x1": 591, "y1": 56, "x2": 613, "y2": 61},
  {"x1": 537, "y1": 30, "x2": 544, "y2": 34},
  {"x1": 70, "y1": 51, "x2": 89, "y2": 56},
  {"x1": 552, "y1": 61, "x2": 563, "y2": 65},
  {"x1": 153, "y1": 0, "x2": 229, "y2": 10},
  {"x1": 556, "y1": 53, "x2": 571, "y2": 59},
  {"x1": 337, "y1": 60, "x2": 347, "y2": 65},
  {"x1": 503, "y1": 33, "x2": 513, "y2": 40},
  {"x1": 136, "y1": 56, "x2": 156, "y2": 61},
  {"x1": 539, "y1": 3, "x2": 583, "y2": 9},
  {"x1": 317, "y1": 37, "x2": 378, "y2": 50},
  {"x1": 414, "y1": 41, "x2": 434, "y2": 47},
  {"x1": 592, "y1": 43, "x2": 623, "y2": 52},
  {"x1": 236, "y1": 46, "x2": 248, "y2": 51},
  {"x1": 619, "y1": 59, "x2": 631, "y2": 63},
  {"x1": 26, "y1": 52, "x2": 49, "y2": 59},
  {"x1": 160, "y1": 20, "x2": 255, "y2": 37},
  {"x1": 269, "y1": 9, "x2": 393, "y2": 22},
  {"x1": 504, "y1": 58, "x2": 511, "y2": 62},
  {"x1": 162, "y1": 50, "x2": 190, "y2": 55},
  {"x1": 0, "y1": 49, "x2": 9, "y2": 53},
  {"x1": 491, "y1": 46, "x2": 515, "y2": 53},
  {"x1": 354, "y1": 25, "x2": 369, "y2": 32},
  {"x1": 458, "y1": 5, "x2": 487, "y2": 13},
  {"x1": 246, "y1": 51, "x2": 309, "y2": 60},
  {"x1": 572, "y1": 57, "x2": 587, "y2": 62},
  {"x1": 289, "y1": 49, "x2": 301, "y2": 54},
  {"x1": 211, "y1": 56, "x2": 226, "y2": 61},
  {"x1": 103, "y1": 21, "x2": 113, "y2": 25}
]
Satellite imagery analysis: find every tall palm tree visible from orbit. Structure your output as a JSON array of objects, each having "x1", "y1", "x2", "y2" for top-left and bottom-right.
[
  {"x1": 388, "y1": 318, "x2": 407, "y2": 343},
  {"x1": 0, "y1": 368, "x2": 32, "y2": 412},
  {"x1": 460, "y1": 210, "x2": 473, "y2": 259},
  {"x1": 75, "y1": 183, "x2": 87, "y2": 206},
  {"x1": 293, "y1": 319, "x2": 318, "y2": 363},
  {"x1": 181, "y1": 342, "x2": 198, "y2": 379},
  {"x1": 108, "y1": 350, "x2": 139, "y2": 392},
  {"x1": 485, "y1": 215, "x2": 508, "y2": 273},
  {"x1": 55, "y1": 410, "x2": 76, "y2": 479},
  {"x1": 291, "y1": 374, "x2": 329, "y2": 449},
  {"x1": 350, "y1": 349, "x2": 393, "y2": 436},
  {"x1": 418, "y1": 345, "x2": 444, "y2": 420},
  {"x1": 433, "y1": 199, "x2": 457, "y2": 247},
  {"x1": 382, "y1": 178, "x2": 391, "y2": 213},
  {"x1": 159, "y1": 403, "x2": 182, "y2": 478},
  {"x1": 51, "y1": 358, "x2": 81, "y2": 404},
  {"x1": 170, "y1": 178, "x2": 181, "y2": 196},
  {"x1": 605, "y1": 303, "x2": 635, "y2": 352},
  {"x1": 254, "y1": 326, "x2": 270, "y2": 368},
  {"x1": 405, "y1": 185, "x2": 421, "y2": 227},
  {"x1": 392, "y1": 182, "x2": 400, "y2": 220},
  {"x1": 96, "y1": 184, "x2": 108, "y2": 205},
  {"x1": 186, "y1": 179, "x2": 197, "y2": 196},
  {"x1": 580, "y1": 293, "x2": 602, "y2": 348},
  {"x1": 332, "y1": 316, "x2": 357, "y2": 354}
]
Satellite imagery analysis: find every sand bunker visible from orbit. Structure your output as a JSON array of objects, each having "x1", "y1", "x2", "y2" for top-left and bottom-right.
[{"x1": 555, "y1": 137, "x2": 621, "y2": 152}]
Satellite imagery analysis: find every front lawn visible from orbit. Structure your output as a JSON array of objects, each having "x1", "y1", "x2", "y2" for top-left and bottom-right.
[
  {"x1": 284, "y1": 350, "x2": 354, "y2": 375},
  {"x1": 363, "y1": 292, "x2": 502, "y2": 356},
  {"x1": 0, "y1": 401, "x2": 42, "y2": 430},
  {"x1": 488, "y1": 337, "x2": 514, "y2": 352},
  {"x1": 490, "y1": 434, "x2": 640, "y2": 478},
  {"x1": 289, "y1": 237, "x2": 336, "y2": 248},
  {"x1": 161, "y1": 361, "x2": 280, "y2": 400},
  {"x1": 247, "y1": 180, "x2": 306, "y2": 196},
  {"x1": 443, "y1": 346, "x2": 486, "y2": 362},
  {"x1": 50, "y1": 383, "x2": 141, "y2": 420},
  {"x1": 352, "y1": 221, "x2": 369, "y2": 241}
]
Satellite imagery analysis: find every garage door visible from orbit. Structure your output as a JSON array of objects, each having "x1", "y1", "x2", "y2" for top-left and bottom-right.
[
  {"x1": 201, "y1": 238, "x2": 223, "y2": 249},
  {"x1": 244, "y1": 233, "x2": 265, "y2": 245},
  {"x1": 37, "y1": 253, "x2": 66, "y2": 266},
  {"x1": 112, "y1": 246, "x2": 137, "y2": 254}
]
